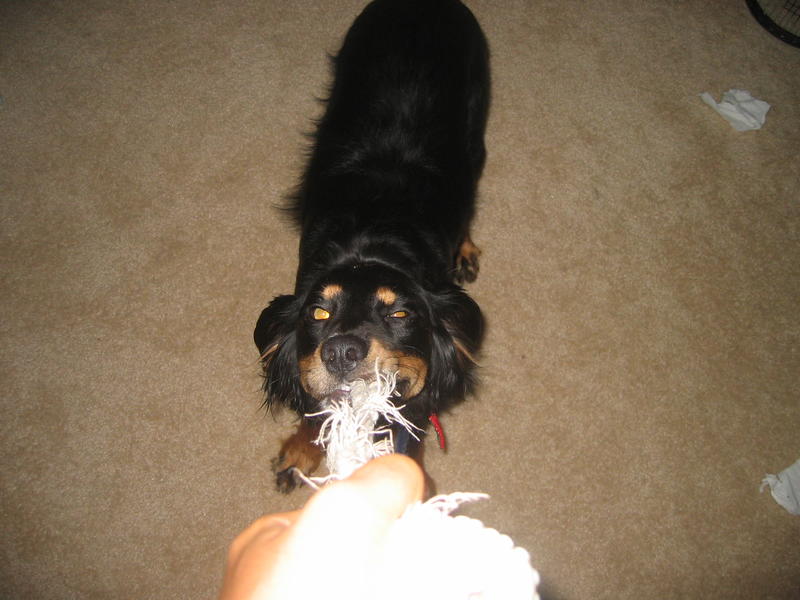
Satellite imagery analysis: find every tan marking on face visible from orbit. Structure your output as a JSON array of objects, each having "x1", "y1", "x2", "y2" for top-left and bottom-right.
[
  {"x1": 375, "y1": 287, "x2": 397, "y2": 305},
  {"x1": 363, "y1": 340, "x2": 428, "y2": 399},
  {"x1": 299, "y1": 346, "x2": 330, "y2": 398},
  {"x1": 392, "y1": 354, "x2": 428, "y2": 398},
  {"x1": 321, "y1": 284, "x2": 343, "y2": 300}
]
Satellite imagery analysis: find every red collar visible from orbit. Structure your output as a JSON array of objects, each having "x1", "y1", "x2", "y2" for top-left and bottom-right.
[{"x1": 428, "y1": 413, "x2": 446, "y2": 451}]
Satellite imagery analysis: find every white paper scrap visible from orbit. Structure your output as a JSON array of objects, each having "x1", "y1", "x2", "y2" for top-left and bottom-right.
[
  {"x1": 761, "y1": 458, "x2": 800, "y2": 515},
  {"x1": 700, "y1": 89, "x2": 770, "y2": 131}
]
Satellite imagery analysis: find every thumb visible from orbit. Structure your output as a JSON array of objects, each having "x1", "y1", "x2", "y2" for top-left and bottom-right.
[{"x1": 267, "y1": 455, "x2": 425, "y2": 598}]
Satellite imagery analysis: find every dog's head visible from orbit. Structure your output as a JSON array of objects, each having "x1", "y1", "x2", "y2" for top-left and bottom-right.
[{"x1": 254, "y1": 262, "x2": 483, "y2": 418}]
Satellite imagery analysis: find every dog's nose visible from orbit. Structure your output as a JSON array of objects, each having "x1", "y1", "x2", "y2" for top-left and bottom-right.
[{"x1": 321, "y1": 335, "x2": 368, "y2": 375}]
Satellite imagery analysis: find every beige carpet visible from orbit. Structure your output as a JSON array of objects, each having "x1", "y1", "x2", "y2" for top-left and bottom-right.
[{"x1": 2, "y1": 0, "x2": 799, "y2": 597}]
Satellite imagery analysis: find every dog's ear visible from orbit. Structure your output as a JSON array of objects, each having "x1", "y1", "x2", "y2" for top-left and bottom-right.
[
  {"x1": 427, "y1": 286, "x2": 485, "y2": 409},
  {"x1": 254, "y1": 294, "x2": 303, "y2": 412}
]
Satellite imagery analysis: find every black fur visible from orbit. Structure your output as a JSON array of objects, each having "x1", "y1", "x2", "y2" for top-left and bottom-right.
[{"x1": 254, "y1": 0, "x2": 489, "y2": 489}]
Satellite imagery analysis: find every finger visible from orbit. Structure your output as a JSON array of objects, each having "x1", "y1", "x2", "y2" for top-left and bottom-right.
[
  {"x1": 220, "y1": 511, "x2": 301, "y2": 600},
  {"x1": 226, "y1": 511, "x2": 298, "y2": 564},
  {"x1": 299, "y1": 454, "x2": 425, "y2": 539},
  {"x1": 343, "y1": 454, "x2": 426, "y2": 517}
]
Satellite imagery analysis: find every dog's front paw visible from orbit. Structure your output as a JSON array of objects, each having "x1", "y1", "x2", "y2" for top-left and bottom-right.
[
  {"x1": 271, "y1": 455, "x2": 302, "y2": 493},
  {"x1": 270, "y1": 420, "x2": 323, "y2": 493}
]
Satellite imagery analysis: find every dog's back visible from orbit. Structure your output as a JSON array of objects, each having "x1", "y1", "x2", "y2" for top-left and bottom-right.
[{"x1": 292, "y1": 0, "x2": 490, "y2": 286}]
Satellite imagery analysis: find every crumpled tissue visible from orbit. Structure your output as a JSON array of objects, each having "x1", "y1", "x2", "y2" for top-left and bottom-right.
[
  {"x1": 761, "y1": 458, "x2": 800, "y2": 515},
  {"x1": 700, "y1": 89, "x2": 770, "y2": 131}
]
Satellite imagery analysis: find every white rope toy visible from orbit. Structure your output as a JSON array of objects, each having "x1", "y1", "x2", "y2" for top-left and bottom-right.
[
  {"x1": 305, "y1": 369, "x2": 419, "y2": 483},
  {"x1": 300, "y1": 366, "x2": 541, "y2": 600}
]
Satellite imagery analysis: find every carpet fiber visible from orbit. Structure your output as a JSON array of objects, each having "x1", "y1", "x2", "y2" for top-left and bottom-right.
[{"x1": 2, "y1": 1, "x2": 799, "y2": 598}]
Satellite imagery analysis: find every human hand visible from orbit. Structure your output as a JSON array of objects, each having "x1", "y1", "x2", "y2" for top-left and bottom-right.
[{"x1": 219, "y1": 454, "x2": 425, "y2": 600}]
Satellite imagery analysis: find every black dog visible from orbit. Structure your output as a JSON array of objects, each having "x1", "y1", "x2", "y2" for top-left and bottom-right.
[{"x1": 254, "y1": 0, "x2": 490, "y2": 492}]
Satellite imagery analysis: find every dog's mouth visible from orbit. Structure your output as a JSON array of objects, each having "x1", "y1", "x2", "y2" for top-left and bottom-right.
[
  {"x1": 325, "y1": 384, "x2": 353, "y2": 404},
  {"x1": 320, "y1": 377, "x2": 413, "y2": 406}
]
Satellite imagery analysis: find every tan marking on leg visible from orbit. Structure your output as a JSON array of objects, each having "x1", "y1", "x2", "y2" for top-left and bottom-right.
[
  {"x1": 274, "y1": 420, "x2": 323, "y2": 476},
  {"x1": 455, "y1": 235, "x2": 481, "y2": 283}
]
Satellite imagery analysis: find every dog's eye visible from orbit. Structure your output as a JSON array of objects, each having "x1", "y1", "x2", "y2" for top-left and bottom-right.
[
  {"x1": 312, "y1": 307, "x2": 331, "y2": 320},
  {"x1": 389, "y1": 310, "x2": 409, "y2": 319}
]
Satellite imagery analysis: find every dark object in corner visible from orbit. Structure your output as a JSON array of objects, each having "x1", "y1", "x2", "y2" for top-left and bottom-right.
[{"x1": 746, "y1": 0, "x2": 800, "y2": 47}]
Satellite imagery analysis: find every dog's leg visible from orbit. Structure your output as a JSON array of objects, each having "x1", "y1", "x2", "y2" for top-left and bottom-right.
[
  {"x1": 272, "y1": 418, "x2": 323, "y2": 493},
  {"x1": 454, "y1": 234, "x2": 481, "y2": 284}
]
